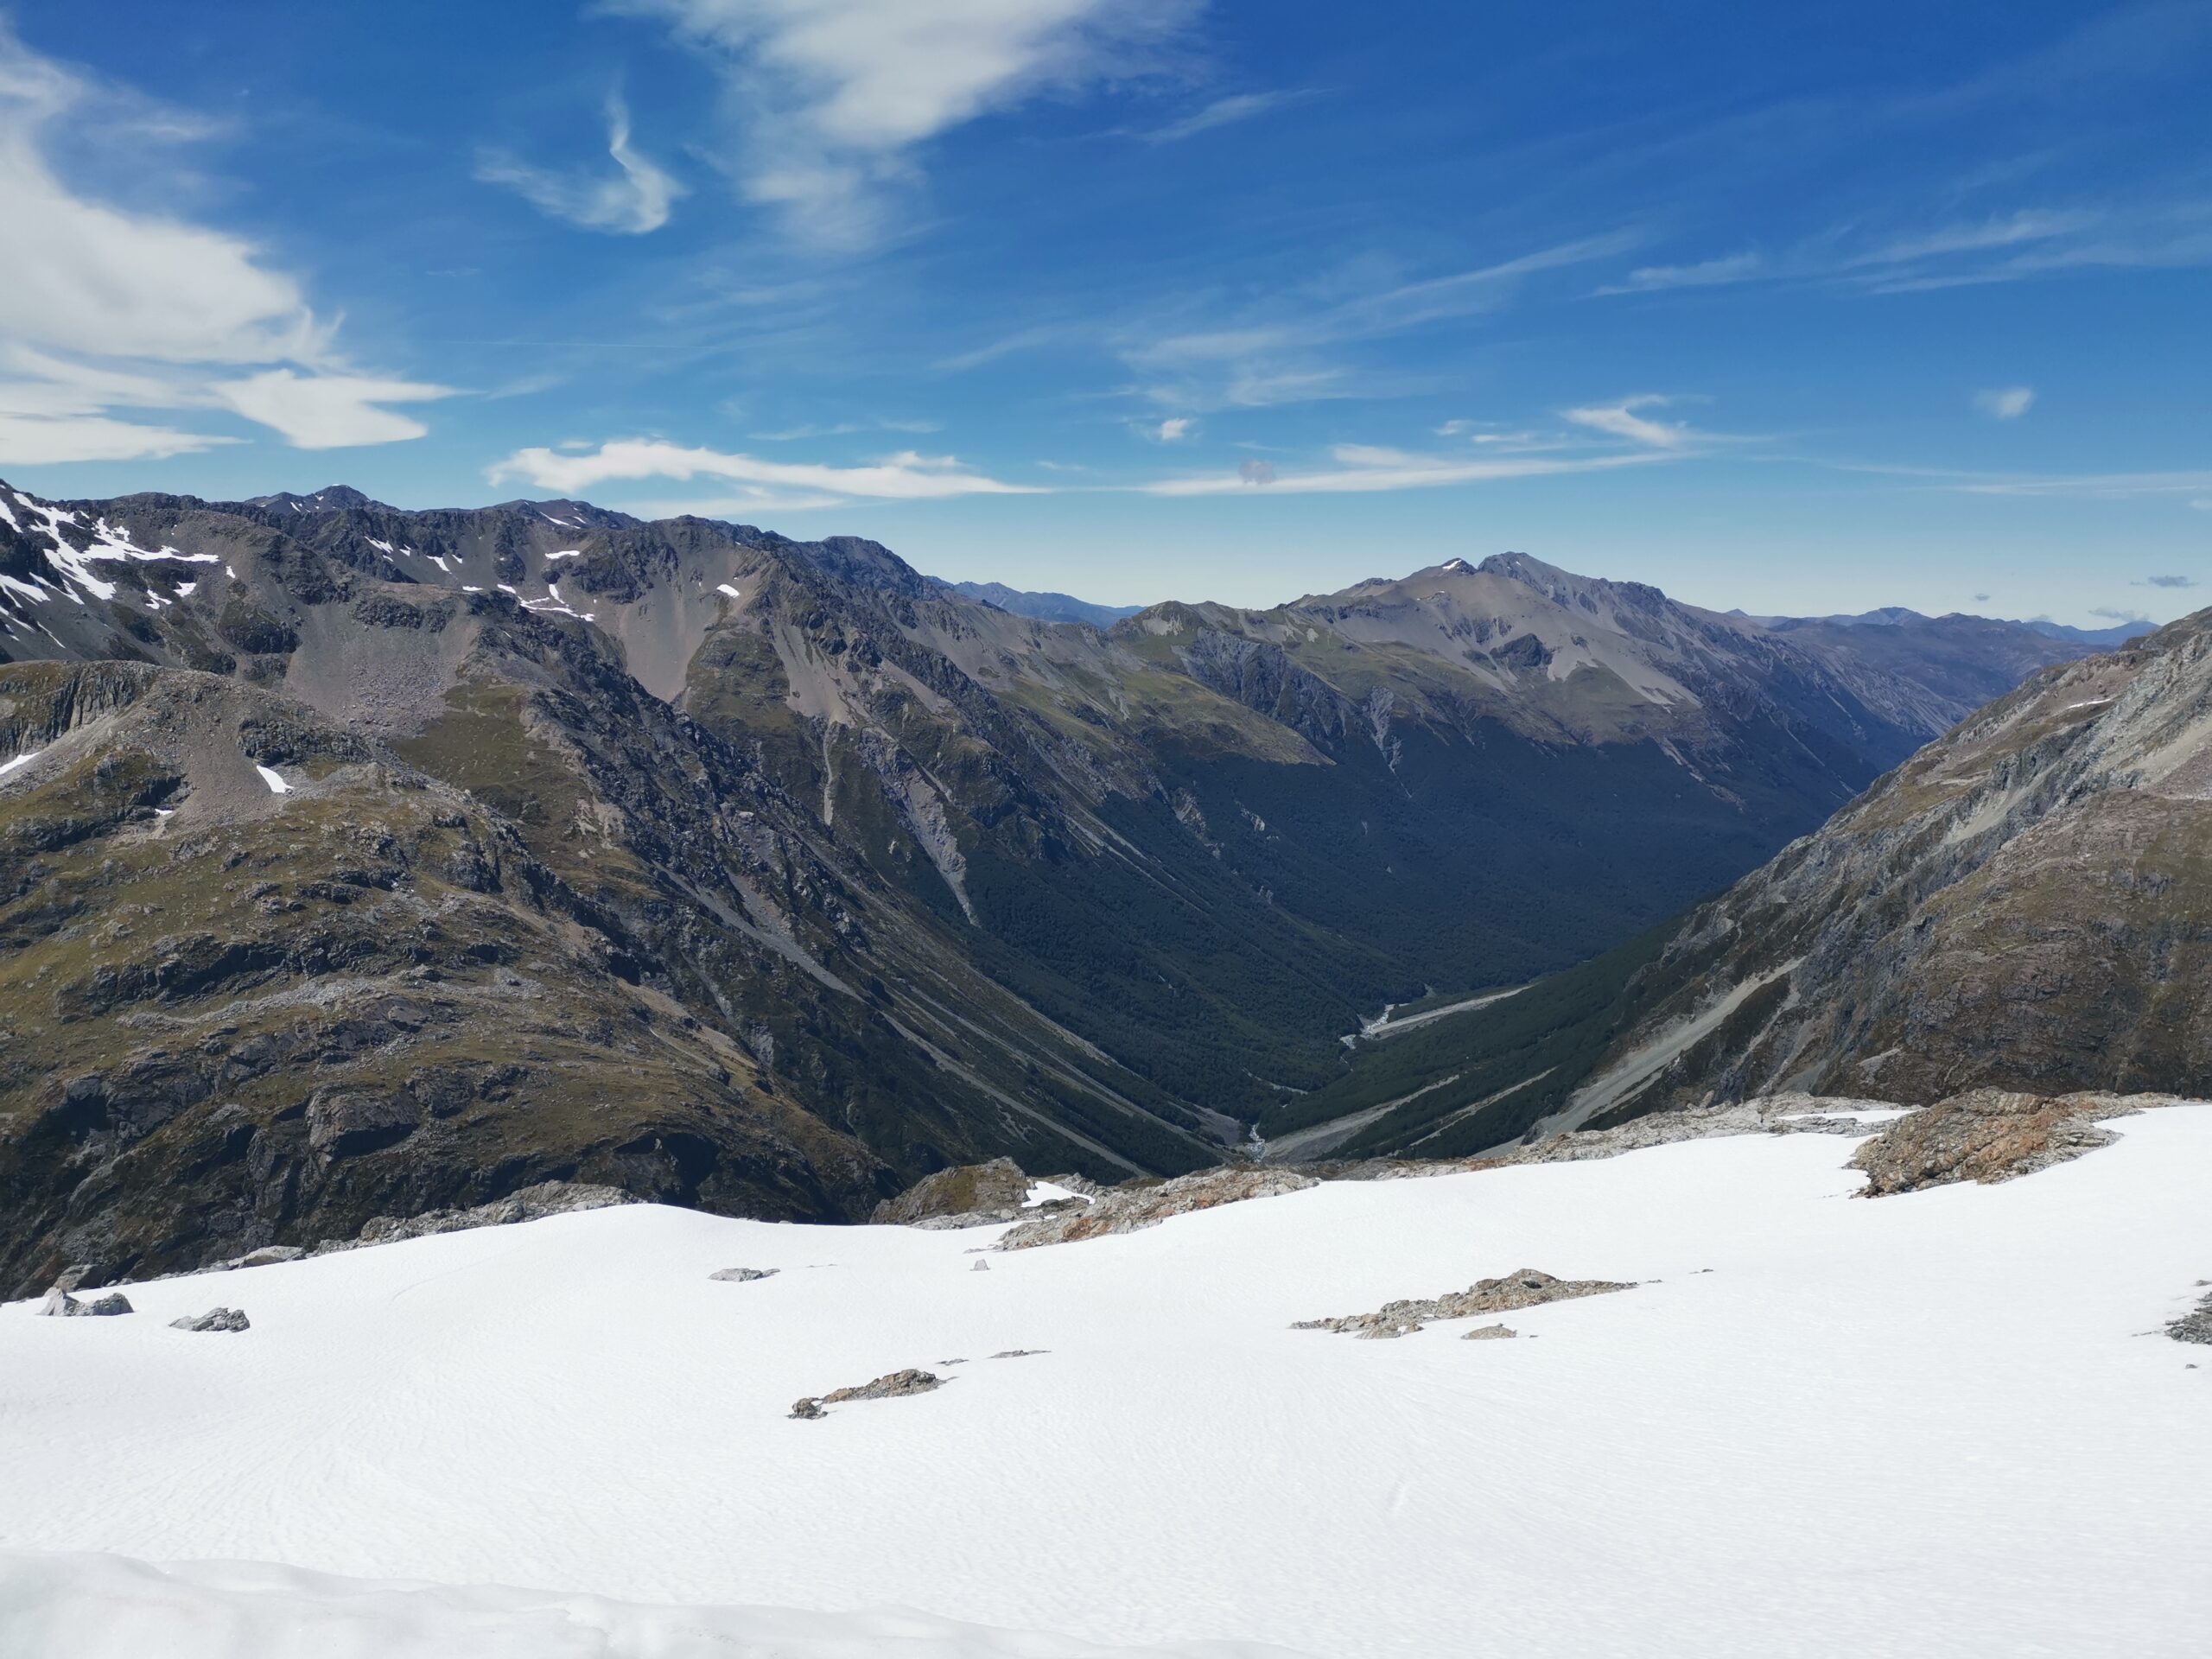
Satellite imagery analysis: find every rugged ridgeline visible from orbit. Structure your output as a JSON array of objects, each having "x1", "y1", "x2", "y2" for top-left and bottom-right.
[
  {"x1": 1279, "y1": 608, "x2": 2212, "y2": 1160},
  {"x1": 0, "y1": 477, "x2": 2101, "y2": 1286}
]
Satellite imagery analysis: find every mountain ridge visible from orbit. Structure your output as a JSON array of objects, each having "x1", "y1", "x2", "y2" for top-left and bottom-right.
[{"x1": 0, "y1": 472, "x2": 2139, "y2": 1286}]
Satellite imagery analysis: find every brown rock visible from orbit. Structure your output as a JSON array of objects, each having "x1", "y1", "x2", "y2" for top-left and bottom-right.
[
  {"x1": 872, "y1": 1160, "x2": 1031, "y2": 1227},
  {"x1": 1849, "y1": 1089, "x2": 2162, "y2": 1196},
  {"x1": 997, "y1": 1166, "x2": 1318, "y2": 1251}
]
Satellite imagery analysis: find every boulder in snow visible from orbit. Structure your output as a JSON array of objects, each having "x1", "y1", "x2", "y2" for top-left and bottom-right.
[
  {"x1": 171, "y1": 1307, "x2": 251, "y2": 1333},
  {"x1": 790, "y1": 1369, "x2": 944, "y2": 1419},
  {"x1": 38, "y1": 1288, "x2": 132, "y2": 1318},
  {"x1": 709, "y1": 1268, "x2": 778, "y2": 1283}
]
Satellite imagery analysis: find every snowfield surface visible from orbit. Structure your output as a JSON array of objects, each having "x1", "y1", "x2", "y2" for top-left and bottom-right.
[{"x1": 4, "y1": 1112, "x2": 2212, "y2": 1657}]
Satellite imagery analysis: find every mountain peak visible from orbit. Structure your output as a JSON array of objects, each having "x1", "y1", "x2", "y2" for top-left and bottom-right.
[{"x1": 245, "y1": 486, "x2": 386, "y2": 514}]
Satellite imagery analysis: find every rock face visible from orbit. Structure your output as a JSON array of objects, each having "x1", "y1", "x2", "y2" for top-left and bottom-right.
[
  {"x1": 790, "y1": 1369, "x2": 943, "y2": 1419},
  {"x1": 1849, "y1": 1090, "x2": 2164, "y2": 1196},
  {"x1": 871, "y1": 1160, "x2": 1031, "y2": 1227},
  {"x1": 38, "y1": 1288, "x2": 131, "y2": 1318},
  {"x1": 1535, "y1": 611, "x2": 2212, "y2": 1129},
  {"x1": 170, "y1": 1307, "x2": 249, "y2": 1332},
  {"x1": 1294, "y1": 1270, "x2": 1635, "y2": 1338},
  {"x1": 996, "y1": 1166, "x2": 1319, "y2": 1250}
]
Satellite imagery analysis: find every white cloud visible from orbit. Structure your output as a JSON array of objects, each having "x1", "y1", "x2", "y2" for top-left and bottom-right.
[
  {"x1": 1560, "y1": 395, "x2": 1698, "y2": 448},
  {"x1": 1974, "y1": 385, "x2": 2036, "y2": 420},
  {"x1": 0, "y1": 24, "x2": 449, "y2": 464},
  {"x1": 475, "y1": 96, "x2": 685, "y2": 235},
  {"x1": 1145, "y1": 443, "x2": 1676, "y2": 497},
  {"x1": 608, "y1": 0, "x2": 1197, "y2": 245},
  {"x1": 486, "y1": 437, "x2": 1041, "y2": 501},
  {"x1": 1149, "y1": 416, "x2": 1192, "y2": 442},
  {"x1": 216, "y1": 371, "x2": 456, "y2": 450}
]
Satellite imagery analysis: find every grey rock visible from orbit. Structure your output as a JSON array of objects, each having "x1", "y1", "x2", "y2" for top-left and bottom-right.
[
  {"x1": 1462, "y1": 1323, "x2": 1518, "y2": 1340},
  {"x1": 709, "y1": 1267, "x2": 778, "y2": 1282},
  {"x1": 1295, "y1": 1269, "x2": 1633, "y2": 1338},
  {"x1": 790, "y1": 1368, "x2": 944, "y2": 1419},
  {"x1": 232, "y1": 1246, "x2": 306, "y2": 1269},
  {"x1": 171, "y1": 1306, "x2": 250, "y2": 1332},
  {"x1": 39, "y1": 1287, "x2": 133, "y2": 1318},
  {"x1": 2170, "y1": 1290, "x2": 2212, "y2": 1345}
]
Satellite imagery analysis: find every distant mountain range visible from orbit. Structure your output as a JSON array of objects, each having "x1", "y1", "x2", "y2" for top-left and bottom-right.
[
  {"x1": 939, "y1": 580, "x2": 1141, "y2": 629},
  {"x1": 0, "y1": 478, "x2": 2142, "y2": 1289}
]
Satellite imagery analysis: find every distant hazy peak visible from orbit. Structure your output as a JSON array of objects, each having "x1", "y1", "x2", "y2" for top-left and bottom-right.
[{"x1": 942, "y1": 579, "x2": 1143, "y2": 630}]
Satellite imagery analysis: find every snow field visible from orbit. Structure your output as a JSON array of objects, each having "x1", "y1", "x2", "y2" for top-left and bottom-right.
[{"x1": 3, "y1": 1111, "x2": 2210, "y2": 1656}]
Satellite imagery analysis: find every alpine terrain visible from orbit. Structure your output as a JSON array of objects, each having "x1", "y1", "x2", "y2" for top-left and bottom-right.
[{"x1": 0, "y1": 477, "x2": 2113, "y2": 1290}]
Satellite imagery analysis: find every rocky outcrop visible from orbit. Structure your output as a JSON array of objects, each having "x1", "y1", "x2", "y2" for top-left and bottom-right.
[
  {"x1": 872, "y1": 1159, "x2": 1031, "y2": 1226},
  {"x1": 709, "y1": 1267, "x2": 777, "y2": 1282},
  {"x1": 1294, "y1": 1269, "x2": 1635, "y2": 1338},
  {"x1": 346, "y1": 1181, "x2": 634, "y2": 1248},
  {"x1": 790, "y1": 1368, "x2": 943, "y2": 1420},
  {"x1": 1849, "y1": 1090, "x2": 2166, "y2": 1196},
  {"x1": 995, "y1": 1166, "x2": 1318, "y2": 1250},
  {"x1": 2170, "y1": 1288, "x2": 2212, "y2": 1345},
  {"x1": 170, "y1": 1307, "x2": 249, "y2": 1332},
  {"x1": 1462, "y1": 1323, "x2": 1517, "y2": 1340},
  {"x1": 38, "y1": 1288, "x2": 131, "y2": 1317}
]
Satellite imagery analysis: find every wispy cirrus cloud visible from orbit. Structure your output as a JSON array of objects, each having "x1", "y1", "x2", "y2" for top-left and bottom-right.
[
  {"x1": 1560, "y1": 394, "x2": 1701, "y2": 448},
  {"x1": 1974, "y1": 385, "x2": 2035, "y2": 419},
  {"x1": 474, "y1": 95, "x2": 685, "y2": 235},
  {"x1": 486, "y1": 437, "x2": 1041, "y2": 501},
  {"x1": 1133, "y1": 89, "x2": 1312, "y2": 143},
  {"x1": 1140, "y1": 442, "x2": 1677, "y2": 497},
  {"x1": 604, "y1": 0, "x2": 1198, "y2": 246},
  {"x1": 1116, "y1": 232, "x2": 1638, "y2": 411},
  {"x1": 1599, "y1": 204, "x2": 2212, "y2": 300},
  {"x1": 0, "y1": 22, "x2": 449, "y2": 462}
]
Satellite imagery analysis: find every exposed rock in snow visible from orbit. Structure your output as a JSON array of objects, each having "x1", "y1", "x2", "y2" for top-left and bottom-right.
[
  {"x1": 1294, "y1": 1269, "x2": 1634, "y2": 1338},
  {"x1": 38, "y1": 1289, "x2": 132, "y2": 1319},
  {"x1": 873, "y1": 1158, "x2": 1031, "y2": 1227},
  {"x1": 709, "y1": 1268, "x2": 777, "y2": 1283},
  {"x1": 230, "y1": 1248, "x2": 305, "y2": 1270},
  {"x1": 170, "y1": 1308, "x2": 250, "y2": 1333},
  {"x1": 997, "y1": 1166, "x2": 1319, "y2": 1250},
  {"x1": 791, "y1": 1368, "x2": 944, "y2": 1419},
  {"x1": 341, "y1": 1182, "x2": 633, "y2": 1249},
  {"x1": 1850, "y1": 1090, "x2": 2171, "y2": 1196},
  {"x1": 2170, "y1": 1288, "x2": 2212, "y2": 1345},
  {"x1": 990, "y1": 1349, "x2": 1047, "y2": 1359},
  {"x1": 1460, "y1": 1323, "x2": 1517, "y2": 1340}
]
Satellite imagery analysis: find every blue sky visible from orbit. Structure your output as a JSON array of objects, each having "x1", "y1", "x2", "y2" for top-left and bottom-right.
[{"x1": 0, "y1": 1, "x2": 2206, "y2": 622}]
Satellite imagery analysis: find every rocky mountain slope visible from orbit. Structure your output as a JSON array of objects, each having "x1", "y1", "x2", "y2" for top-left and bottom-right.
[
  {"x1": 0, "y1": 474, "x2": 2122, "y2": 1280},
  {"x1": 1283, "y1": 607, "x2": 2212, "y2": 1157}
]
